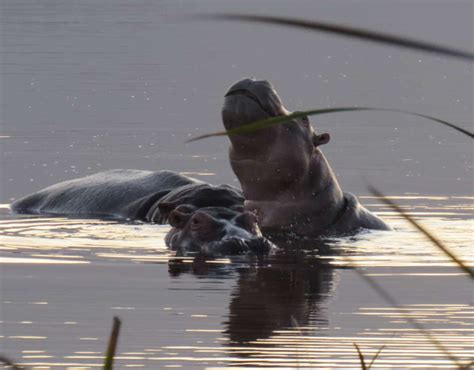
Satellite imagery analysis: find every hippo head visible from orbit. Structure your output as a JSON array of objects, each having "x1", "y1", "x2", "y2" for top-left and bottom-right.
[
  {"x1": 222, "y1": 78, "x2": 330, "y2": 180},
  {"x1": 164, "y1": 205, "x2": 274, "y2": 257},
  {"x1": 222, "y1": 78, "x2": 341, "y2": 234}
]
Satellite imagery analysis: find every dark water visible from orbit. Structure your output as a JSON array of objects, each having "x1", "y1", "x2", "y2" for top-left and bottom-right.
[{"x1": 0, "y1": 0, "x2": 472, "y2": 369}]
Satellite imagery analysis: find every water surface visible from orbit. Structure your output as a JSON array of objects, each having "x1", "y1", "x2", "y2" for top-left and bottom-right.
[
  {"x1": 0, "y1": 197, "x2": 472, "y2": 369},
  {"x1": 0, "y1": 0, "x2": 472, "y2": 368}
]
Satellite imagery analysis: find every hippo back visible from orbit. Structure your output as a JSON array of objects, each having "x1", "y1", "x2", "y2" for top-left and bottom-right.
[{"x1": 11, "y1": 170, "x2": 199, "y2": 218}]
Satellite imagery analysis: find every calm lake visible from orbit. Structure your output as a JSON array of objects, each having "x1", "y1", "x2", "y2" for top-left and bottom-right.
[{"x1": 0, "y1": 0, "x2": 472, "y2": 369}]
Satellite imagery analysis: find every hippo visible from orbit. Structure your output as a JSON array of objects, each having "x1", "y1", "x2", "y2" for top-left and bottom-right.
[
  {"x1": 222, "y1": 78, "x2": 391, "y2": 237},
  {"x1": 11, "y1": 170, "x2": 273, "y2": 256},
  {"x1": 12, "y1": 79, "x2": 390, "y2": 254}
]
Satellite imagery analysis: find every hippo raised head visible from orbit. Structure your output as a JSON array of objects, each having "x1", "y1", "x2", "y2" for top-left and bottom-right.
[{"x1": 222, "y1": 78, "x2": 391, "y2": 236}]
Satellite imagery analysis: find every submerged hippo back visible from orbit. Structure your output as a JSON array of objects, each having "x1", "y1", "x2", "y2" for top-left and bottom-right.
[
  {"x1": 11, "y1": 169, "x2": 273, "y2": 256},
  {"x1": 11, "y1": 169, "x2": 198, "y2": 218}
]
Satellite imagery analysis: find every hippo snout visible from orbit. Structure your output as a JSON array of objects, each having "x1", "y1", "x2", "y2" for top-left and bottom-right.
[
  {"x1": 223, "y1": 78, "x2": 289, "y2": 129},
  {"x1": 204, "y1": 236, "x2": 274, "y2": 257}
]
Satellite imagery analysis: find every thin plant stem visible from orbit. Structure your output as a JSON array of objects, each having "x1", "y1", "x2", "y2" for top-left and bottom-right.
[
  {"x1": 345, "y1": 255, "x2": 464, "y2": 367},
  {"x1": 0, "y1": 356, "x2": 23, "y2": 370},
  {"x1": 187, "y1": 107, "x2": 473, "y2": 143},
  {"x1": 367, "y1": 184, "x2": 474, "y2": 279},
  {"x1": 200, "y1": 14, "x2": 474, "y2": 61},
  {"x1": 103, "y1": 316, "x2": 122, "y2": 370}
]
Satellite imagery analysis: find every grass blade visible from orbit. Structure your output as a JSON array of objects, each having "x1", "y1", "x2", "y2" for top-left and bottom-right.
[
  {"x1": 201, "y1": 14, "x2": 474, "y2": 61},
  {"x1": 368, "y1": 345, "x2": 386, "y2": 369},
  {"x1": 344, "y1": 255, "x2": 463, "y2": 367},
  {"x1": 354, "y1": 343, "x2": 368, "y2": 370},
  {"x1": 187, "y1": 107, "x2": 473, "y2": 142},
  {"x1": 103, "y1": 316, "x2": 122, "y2": 370},
  {"x1": 0, "y1": 355, "x2": 23, "y2": 370},
  {"x1": 368, "y1": 184, "x2": 474, "y2": 279}
]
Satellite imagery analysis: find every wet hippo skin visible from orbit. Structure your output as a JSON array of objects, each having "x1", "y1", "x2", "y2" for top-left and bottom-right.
[
  {"x1": 222, "y1": 78, "x2": 392, "y2": 237},
  {"x1": 11, "y1": 170, "x2": 272, "y2": 256}
]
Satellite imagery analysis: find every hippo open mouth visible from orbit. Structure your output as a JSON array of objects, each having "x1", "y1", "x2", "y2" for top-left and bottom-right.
[
  {"x1": 223, "y1": 78, "x2": 289, "y2": 130},
  {"x1": 225, "y1": 88, "x2": 281, "y2": 119}
]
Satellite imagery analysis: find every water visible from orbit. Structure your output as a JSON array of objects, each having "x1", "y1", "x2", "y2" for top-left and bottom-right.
[
  {"x1": 0, "y1": 200, "x2": 472, "y2": 368},
  {"x1": 0, "y1": 0, "x2": 472, "y2": 368}
]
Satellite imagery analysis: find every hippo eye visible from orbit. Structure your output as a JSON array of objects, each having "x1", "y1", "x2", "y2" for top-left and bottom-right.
[{"x1": 301, "y1": 116, "x2": 310, "y2": 127}]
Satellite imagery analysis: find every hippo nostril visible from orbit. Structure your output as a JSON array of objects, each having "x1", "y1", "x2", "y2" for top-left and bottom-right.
[{"x1": 202, "y1": 235, "x2": 275, "y2": 257}]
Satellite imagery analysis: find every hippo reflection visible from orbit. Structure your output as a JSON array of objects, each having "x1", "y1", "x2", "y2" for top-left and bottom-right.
[
  {"x1": 222, "y1": 78, "x2": 391, "y2": 236},
  {"x1": 168, "y1": 239, "x2": 335, "y2": 348},
  {"x1": 226, "y1": 254, "x2": 334, "y2": 346},
  {"x1": 11, "y1": 170, "x2": 273, "y2": 256}
]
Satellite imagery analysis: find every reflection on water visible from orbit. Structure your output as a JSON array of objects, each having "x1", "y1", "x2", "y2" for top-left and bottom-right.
[
  {"x1": 0, "y1": 196, "x2": 472, "y2": 368},
  {"x1": 1, "y1": 0, "x2": 472, "y2": 367},
  {"x1": 1, "y1": 196, "x2": 472, "y2": 268}
]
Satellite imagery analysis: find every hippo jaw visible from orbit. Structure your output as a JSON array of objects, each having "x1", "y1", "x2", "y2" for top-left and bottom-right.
[{"x1": 165, "y1": 206, "x2": 275, "y2": 257}]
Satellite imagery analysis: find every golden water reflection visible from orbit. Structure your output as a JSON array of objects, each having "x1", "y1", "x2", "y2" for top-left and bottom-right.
[
  {"x1": 0, "y1": 196, "x2": 472, "y2": 368},
  {"x1": 0, "y1": 197, "x2": 472, "y2": 268}
]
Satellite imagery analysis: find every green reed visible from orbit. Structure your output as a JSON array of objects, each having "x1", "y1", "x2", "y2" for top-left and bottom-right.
[
  {"x1": 354, "y1": 343, "x2": 385, "y2": 370},
  {"x1": 187, "y1": 107, "x2": 473, "y2": 143},
  {"x1": 0, "y1": 355, "x2": 23, "y2": 370},
  {"x1": 368, "y1": 184, "x2": 474, "y2": 279},
  {"x1": 198, "y1": 14, "x2": 474, "y2": 61}
]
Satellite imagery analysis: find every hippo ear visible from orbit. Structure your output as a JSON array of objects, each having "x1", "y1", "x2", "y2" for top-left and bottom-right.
[
  {"x1": 312, "y1": 133, "x2": 330, "y2": 147},
  {"x1": 168, "y1": 208, "x2": 193, "y2": 229}
]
